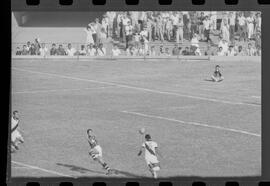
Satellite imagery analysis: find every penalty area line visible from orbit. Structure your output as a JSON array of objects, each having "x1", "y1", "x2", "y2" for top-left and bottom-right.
[
  {"x1": 122, "y1": 110, "x2": 261, "y2": 138},
  {"x1": 11, "y1": 161, "x2": 76, "y2": 178},
  {"x1": 12, "y1": 86, "x2": 112, "y2": 94},
  {"x1": 12, "y1": 67, "x2": 260, "y2": 107}
]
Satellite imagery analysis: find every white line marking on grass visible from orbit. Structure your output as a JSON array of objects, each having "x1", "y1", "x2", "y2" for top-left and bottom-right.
[
  {"x1": 11, "y1": 161, "x2": 76, "y2": 178},
  {"x1": 12, "y1": 86, "x2": 111, "y2": 94},
  {"x1": 122, "y1": 111, "x2": 261, "y2": 137},
  {"x1": 252, "y1": 96, "x2": 261, "y2": 99},
  {"x1": 12, "y1": 67, "x2": 260, "y2": 107}
]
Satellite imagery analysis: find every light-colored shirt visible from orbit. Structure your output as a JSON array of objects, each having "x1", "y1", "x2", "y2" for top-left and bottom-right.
[
  {"x1": 66, "y1": 48, "x2": 76, "y2": 56},
  {"x1": 142, "y1": 141, "x2": 158, "y2": 159},
  {"x1": 39, "y1": 47, "x2": 48, "y2": 57},
  {"x1": 112, "y1": 48, "x2": 121, "y2": 56}
]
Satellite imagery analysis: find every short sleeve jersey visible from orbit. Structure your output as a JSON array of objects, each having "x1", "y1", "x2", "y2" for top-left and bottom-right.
[{"x1": 142, "y1": 141, "x2": 158, "y2": 158}]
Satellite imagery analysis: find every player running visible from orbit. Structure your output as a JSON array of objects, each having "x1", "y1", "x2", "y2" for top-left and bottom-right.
[
  {"x1": 86, "y1": 129, "x2": 114, "y2": 175},
  {"x1": 11, "y1": 110, "x2": 24, "y2": 152},
  {"x1": 138, "y1": 134, "x2": 161, "y2": 179},
  {"x1": 211, "y1": 65, "x2": 224, "y2": 82}
]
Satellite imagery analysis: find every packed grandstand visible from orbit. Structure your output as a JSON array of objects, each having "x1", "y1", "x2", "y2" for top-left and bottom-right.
[{"x1": 14, "y1": 11, "x2": 261, "y2": 57}]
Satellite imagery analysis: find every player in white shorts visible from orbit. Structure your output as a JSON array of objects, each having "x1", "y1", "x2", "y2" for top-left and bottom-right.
[
  {"x1": 138, "y1": 134, "x2": 162, "y2": 179},
  {"x1": 11, "y1": 110, "x2": 24, "y2": 152},
  {"x1": 86, "y1": 129, "x2": 114, "y2": 175}
]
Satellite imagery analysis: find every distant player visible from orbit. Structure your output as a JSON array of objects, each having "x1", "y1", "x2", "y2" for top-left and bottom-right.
[
  {"x1": 86, "y1": 129, "x2": 114, "y2": 175},
  {"x1": 138, "y1": 134, "x2": 161, "y2": 179},
  {"x1": 11, "y1": 110, "x2": 24, "y2": 152},
  {"x1": 211, "y1": 65, "x2": 224, "y2": 82}
]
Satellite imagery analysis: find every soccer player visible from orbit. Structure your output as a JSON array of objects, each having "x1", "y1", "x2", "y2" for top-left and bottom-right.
[
  {"x1": 86, "y1": 129, "x2": 114, "y2": 175},
  {"x1": 11, "y1": 111, "x2": 24, "y2": 152},
  {"x1": 211, "y1": 65, "x2": 224, "y2": 82},
  {"x1": 138, "y1": 134, "x2": 161, "y2": 179}
]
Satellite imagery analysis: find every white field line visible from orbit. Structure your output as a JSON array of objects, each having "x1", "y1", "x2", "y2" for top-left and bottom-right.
[
  {"x1": 12, "y1": 67, "x2": 260, "y2": 107},
  {"x1": 122, "y1": 110, "x2": 261, "y2": 137},
  {"x1": 252, "y1": 96, "x2": 261, "y2": 99},
  {"x1": 12, "y1": 86, "x2": 112, "y2": 94},
  {"x1": 12, "y1": 161, "x2": 76, "y2": 178}
]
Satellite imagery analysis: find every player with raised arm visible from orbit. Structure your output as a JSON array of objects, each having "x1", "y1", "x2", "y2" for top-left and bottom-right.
[
  {"x1": 86, "y1": 129, "x2": 114, "y2": 175},
  {"x1": 138, "y1": 133, "x2": 161, "y2": 179},
  {"x1": 11, "y1": 110, "x2": 24, "y2": 152}
]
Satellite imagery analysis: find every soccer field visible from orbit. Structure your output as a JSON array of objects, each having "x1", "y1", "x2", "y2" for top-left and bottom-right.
[{"x1": 11, "y1": 58, "x2": 261, "y2": 178}]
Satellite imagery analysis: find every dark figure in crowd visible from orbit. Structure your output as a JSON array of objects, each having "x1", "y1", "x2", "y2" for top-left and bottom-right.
[
  {"x1": 172, "y1": 44, "x2": 180, "y2": 56},
  {"x1": 57, "y1": 44, "x2": 66, "y2": 55},
  {"x1": 182, "y1": 47, "x2": 190, "y2": 55},
  {"x1": 50, "y1": 43, "x2": 57, "y2": 56},
  {"x1": 21, "y1": 45, "x2": 29, "y2": 55},
  {"x1": 29, "y1": 44, "x2": 36, "y2": 55},
  {"x1": 15, "y1": 47, "x2": 21, "y2": 55},
  {"x1": 34, "y1": 38, "x2": 41, "y2": 55}
]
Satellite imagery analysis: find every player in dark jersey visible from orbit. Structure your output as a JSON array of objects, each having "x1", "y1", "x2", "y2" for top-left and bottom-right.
[
  {"x1": 211, "y1": 65, "x2": 224, "y2": 82},
  {"x1": 86, "y1": 129, "x2": 114, "y2": 175}
]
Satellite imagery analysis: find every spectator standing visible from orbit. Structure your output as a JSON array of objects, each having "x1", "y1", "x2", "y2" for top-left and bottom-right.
[
  {"x1": 156, "y1": 16, "x2": 164, "y2": 42},
  {"x1": 122, "y1": 14, "x2": 130, "y2": 43},
  {"x1": 106, "y1": 12, "x2": 116, "y2": 38},
  {"x1": 221, "y1": 19, "x2": 230, "y2": 42},
  {"x1": 100, "y1": 28, "x2": 108, "y2": 45},
  {"x1": 125, "y1": 20, "x2": 133, "y2": 49},
  {"x1": 228, "y1": 12, "x2": 236, "y2": 42},
  {"x1": 102, "y1": 14, "x2": 109, "y2": 38},
  {"x1": 39, "y1": 43, "x2": 48, "y2": 57},
  {"x1": 171, "y1": 12, "x2": 179, "y2": 40},
  {"x1": 84, "y1": 25, "x2": 94, "y2": 45},
  {"x1": 176, "y1": 16, "x2": 184, "y2": 44},
  {"x1": 238, "y1": 12, "x2": 247, "y2": 41},
  {"x1": 198, "y1": 12, "x2": 205, "y2": 41},
  {"x1": 246, "y1": 14, "x2": 254, "y2": 40},
  {"x1": 164, "y1": 17, "x2": 173, "y2": 41},
  {"x1": 146, "y1": 16, "x2": 154, "y2": 42},
  {"x1": 255, "y1": 12, "x2": 261, "y2": 34},
  {"x1": 210, "y1": 11, "x2": 217, "y2": 30},
  {"x1": 203, "y1": 15, "x2": 211, "y2": 42},
  {"x1": 50, "y1": 43, "x2": 57, "y2": 56},
  {"x1": 94, "y1": 18, "x2": 102, "y2": 45},
  {"x1": 66, "y1": 43, "x2": 77, "y2": 56}
]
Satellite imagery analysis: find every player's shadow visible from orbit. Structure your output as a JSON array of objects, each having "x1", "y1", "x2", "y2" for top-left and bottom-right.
[
  {"x1": 56, "y1": 163, "x2": 146, "y2": 178},
  {"x1": 56, "y1": 163, "x2": 104, "y2": 175},
  {"x1": 204, "y1": 78, "x2": 214, "y2": 82},
  {"x1": 112, "y1": 169, "x2": 147, "y2": 178}
]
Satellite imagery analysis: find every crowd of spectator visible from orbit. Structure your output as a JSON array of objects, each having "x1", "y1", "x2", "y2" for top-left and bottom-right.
[{"x1": 15, "y1": 11, "x2": 261, "y2": 57}]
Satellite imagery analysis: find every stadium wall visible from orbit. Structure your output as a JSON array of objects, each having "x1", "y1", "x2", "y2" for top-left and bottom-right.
[{"x1": 12, "y1": 12, "x2": 105, "y2": 43}]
